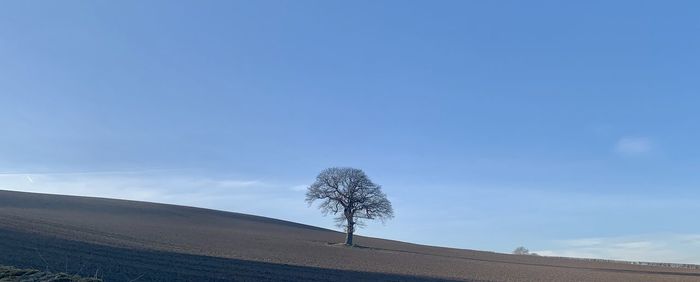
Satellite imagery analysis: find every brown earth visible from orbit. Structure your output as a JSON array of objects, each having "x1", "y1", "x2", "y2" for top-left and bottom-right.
[{"x1": 0, "y1": 189, "x2": 699, "y2": 282}]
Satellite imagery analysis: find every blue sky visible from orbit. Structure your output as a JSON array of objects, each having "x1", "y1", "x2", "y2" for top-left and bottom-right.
[{"x1": 3, "y1": 1, "x2": 700, "y2": 263}]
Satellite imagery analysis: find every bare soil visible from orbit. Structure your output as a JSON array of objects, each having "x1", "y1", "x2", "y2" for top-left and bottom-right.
[{"x1": 1, "y1": 190, "x2": 699, "y2": 282}]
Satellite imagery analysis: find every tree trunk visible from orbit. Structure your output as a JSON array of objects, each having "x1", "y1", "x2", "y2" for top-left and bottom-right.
[{"x1": 345, "y1": 220, "x2": 354, "y2": 246}]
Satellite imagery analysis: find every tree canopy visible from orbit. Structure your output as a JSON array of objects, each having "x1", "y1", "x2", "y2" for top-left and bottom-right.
[{"x1": 306, "y1": 167, "x2": 393, "y2": 245}]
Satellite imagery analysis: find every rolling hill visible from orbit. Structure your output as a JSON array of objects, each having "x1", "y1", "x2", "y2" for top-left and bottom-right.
[{"x1": 0, "y1": 190, "x2": 698, "y2": 281}]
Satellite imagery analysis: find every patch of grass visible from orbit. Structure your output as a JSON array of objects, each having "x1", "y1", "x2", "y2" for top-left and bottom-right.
[{"x1": 0, "y1": 265, "x2": 100, "y2": 282}]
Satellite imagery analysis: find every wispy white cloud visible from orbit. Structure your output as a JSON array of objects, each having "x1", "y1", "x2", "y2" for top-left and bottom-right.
[
  {"x1": 215, "y1": 180, "x2": 264, "y2": 187},
  {"x1": 559, "y1": 238, "x2": 604, "y2": 247},
  {"x1": 0, "y1": 173, "x2": 261, "y2": 203},
  {"x1": 290, "y1": 185, "x2": 308, "y2": 192},
  {"x1": 535, "y1": 234, "x2": 700, "y2": 264},
  {"x1": 615, "y1": 137, "x2": 652, "y2": 156}
]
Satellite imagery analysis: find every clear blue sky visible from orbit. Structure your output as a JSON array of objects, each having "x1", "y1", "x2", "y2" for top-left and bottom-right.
[{"x1": 3, "y1": 1, "x2": 700, "y2": 263}]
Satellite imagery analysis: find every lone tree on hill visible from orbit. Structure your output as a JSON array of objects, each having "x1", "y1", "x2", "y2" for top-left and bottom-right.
[{"x1": 306, "y1": 167, "x2": 393, "y2": 246}]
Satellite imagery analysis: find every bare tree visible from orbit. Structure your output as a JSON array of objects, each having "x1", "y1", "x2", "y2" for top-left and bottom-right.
[{"x1": 306, "y1": 167, "x2": 393, "y2": 246}]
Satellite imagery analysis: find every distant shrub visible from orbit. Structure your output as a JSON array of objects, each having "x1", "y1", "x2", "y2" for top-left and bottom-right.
[{"x1": 513, "y1": 246, "x2": 530, "y2": 255}]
